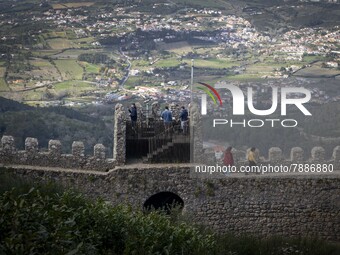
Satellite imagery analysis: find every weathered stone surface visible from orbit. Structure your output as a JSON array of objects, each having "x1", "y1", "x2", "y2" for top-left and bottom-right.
[
  {"x1": 269, "y1": 147, "x2": 282, "y2": 162},
  {"x1": 25, "y1": 137, "x2": 38, "y2": 155},
  {"x1": 135, "y1": 102, "x2": 143, "y2": 122},
  {"x1": 113, "y1": 103, "x2": 126, "y2": 164},
  {"x1": 311, "y1": 146, "x2": 325, "y2": 162},
  {"x1": 48, "y1": 140, "x2": 62, "y2": 156},
  {"x1": 333, "y1": 146, "x2": 340, "y2": 162},
  {"x1": 1, "y1": 135, "x2": 15, "y2": 153},
  {"x1": 291, "y1": 147, "x2": 304, "y2": 162},
  {"x1": 203, "y1": 148, "x2": 216, "y2": 165},
  {"x1": 0, "y1": 133, "x2": 338, "y2": 172},
  {"x1": 190, "y1": 102, "x2": 203, "y2": 164},
  {"x1": 233, "y1": 150, "x2": 246, "y2": 162},
  {"x1": 72, "y1": 141, "x2": 85, "y2": 158},
  {"x1": 94, "y1": 144, "x2": 106, "y2": 159},
  {"x1": 0, "y1": 136, "x2": 116, "y2": 171},
  {"x1": 151, "y1": 101, "x2": 160, "y2": 119},
  {"x1": 6, "y1": 165, "x2": 340, "y2": 242}
]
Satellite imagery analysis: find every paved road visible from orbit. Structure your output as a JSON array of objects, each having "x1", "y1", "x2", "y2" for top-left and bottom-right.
[{"x1": 119, "y1": 48, "x2": 132, "y2": 88}]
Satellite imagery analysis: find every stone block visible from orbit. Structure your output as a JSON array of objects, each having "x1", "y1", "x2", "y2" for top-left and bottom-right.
[
  {"x1": 291, "y1": 147, "x2": 304, "y2": 162},
  {"x1": 94, "y1": 144, "x2": 106, "y2": 159},
  {"x1": 311, "y1": 147, "x2": 325, "y2": 162},
  {"x1": 72, "y1": 141, "x2": 85, "y2": 157}
]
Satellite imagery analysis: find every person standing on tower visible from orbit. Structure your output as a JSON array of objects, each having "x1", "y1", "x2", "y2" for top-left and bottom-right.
[
  {"x1": 129, "y1": 103, "x2": 137, "y2": 131},
  {"x1": 179, "y1": 106, "x2": 189, "y2": 135},
  {"x1": 161, "y1": 106, "x2": 173, "y2": 135}
]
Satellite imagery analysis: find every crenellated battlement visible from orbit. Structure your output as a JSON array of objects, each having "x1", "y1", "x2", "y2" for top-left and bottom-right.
[
  {"x1": 1, "y1": 134, "x2": 339, "y2": 171},
  {"x1": 1, "y1": 104, "x2": 339, "y2": 242},
  {"x1": 204, "y1": 146, "x2": 340, "y2": 168},
  {"x1": 0, "y1": 136, "x2": 117, "y2": 171},
  {"x1": 1, "y1": 101, "x2": 339, "y2": 171},
  {"x1": 0, "y1": 103, "x2": 129, "y2": 171}
]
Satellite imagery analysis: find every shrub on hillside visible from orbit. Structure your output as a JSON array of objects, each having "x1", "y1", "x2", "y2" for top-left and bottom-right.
[{"x1": 0, "y1": 188, "x2": 215, "y2": 255}]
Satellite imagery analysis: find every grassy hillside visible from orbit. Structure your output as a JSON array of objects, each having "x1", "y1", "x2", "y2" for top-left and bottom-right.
[{"x1": 0, "y1": 97, "x2": 113, "y2": 156}]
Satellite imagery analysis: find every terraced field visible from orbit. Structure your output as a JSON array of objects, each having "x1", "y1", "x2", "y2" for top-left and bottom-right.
[
  {"x1": 30, "y1": 59, "x2": 61, "y2": 81},
  {"x1": 47, "y1": 38, "x2": 80, "y2": 50},
  {"x1": 294, "y1": 62, "x2": 340, "y2": 78},
  {"x1": 54, "y1": 60, "x2": 83, "y2": 80},
  {"x1": 79, "y1": 62, "x2": 101, "y2": 74}
]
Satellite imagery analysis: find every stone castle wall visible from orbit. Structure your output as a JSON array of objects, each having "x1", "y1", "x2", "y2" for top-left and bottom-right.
[
  {"x1": 1, "y1": 101, "x2": 338, "y2": 170},
  {"x1": 0, "y1": 103, "x2": 127, "y2": 171},
  {"x1": 4, "y1": 165, "x2": 340, "y2": 242},
  {"x1": 204, "y1": 146, "x2": 340, "y2": 169},
  {"x1": 1, "y1": 134, "x2": 339, "y2": 170},
  {"x1": 1, "y1": 103, "x2": 339, "y2": 241},
  {"x1": 0, "y1": 136, "x2": 117, "y2": 171}
]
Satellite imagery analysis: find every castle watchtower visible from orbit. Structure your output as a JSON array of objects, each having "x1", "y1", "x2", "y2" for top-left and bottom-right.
[{"x1": 124, "y1": 102, "x2": 190, "y2": 163}]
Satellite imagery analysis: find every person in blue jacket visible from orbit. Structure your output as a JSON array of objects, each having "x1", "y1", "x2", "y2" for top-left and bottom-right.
[{"x1": 161, "y1": 106, "x2": 173, "y2": 135}]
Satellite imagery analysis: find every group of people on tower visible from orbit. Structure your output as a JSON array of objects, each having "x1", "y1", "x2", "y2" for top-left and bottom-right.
[
  {"x1": 128, "y1": 103, "x2": 189, "y2": 135},
  {"x1": 129, "y1": 103, "x2": 257, "y2": 166},
  {"x1": 161, "y1": 106, "x2": 189, "y2": 135}
]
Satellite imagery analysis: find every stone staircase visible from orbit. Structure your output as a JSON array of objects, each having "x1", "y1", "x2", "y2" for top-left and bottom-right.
[{"x1": 143, "y1": 135, "x2": 190, "y2": 163}]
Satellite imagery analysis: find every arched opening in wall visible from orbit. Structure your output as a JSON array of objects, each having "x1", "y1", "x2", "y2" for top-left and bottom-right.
[{"x1": 143, "y1": 192, "x2": 184, "y2": 214}]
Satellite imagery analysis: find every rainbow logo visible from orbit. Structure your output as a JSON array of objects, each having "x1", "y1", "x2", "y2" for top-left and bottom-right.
[{"x1": 195, "y1": 82, "x2": 223, "y2": 106}]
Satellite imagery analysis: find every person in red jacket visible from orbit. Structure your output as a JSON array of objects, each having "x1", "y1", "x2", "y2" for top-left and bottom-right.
[{"x1": 223, "y1": 146, "x2": 234, "y2": 166}]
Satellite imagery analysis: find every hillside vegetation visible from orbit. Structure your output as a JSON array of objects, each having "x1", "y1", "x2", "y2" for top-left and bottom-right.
[
  {"x1": 0, "y1": 97, "x2": 113, "y2": 155},
  {"x1": 0, "y1": 170, "x2": 339, "y2": 255}
]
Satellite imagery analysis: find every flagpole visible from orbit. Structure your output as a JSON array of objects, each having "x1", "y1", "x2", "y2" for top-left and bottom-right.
[{"x1": 191, "y1": 59, "x2": 194, "y2": 101}]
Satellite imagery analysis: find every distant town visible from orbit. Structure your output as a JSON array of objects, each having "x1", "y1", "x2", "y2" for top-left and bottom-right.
[{"x1": 0, "y1": 0, "x2": 339, "y2": 108}]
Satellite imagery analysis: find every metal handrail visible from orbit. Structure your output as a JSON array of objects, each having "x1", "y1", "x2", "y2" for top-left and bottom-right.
[{"x1": 148, "y1": 129, "x2": 172, "y2": 155}]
